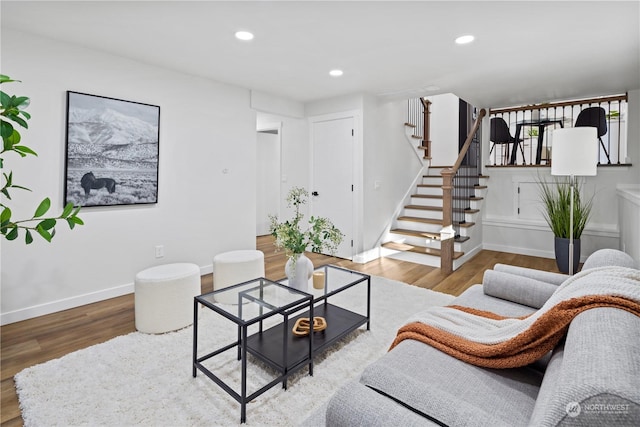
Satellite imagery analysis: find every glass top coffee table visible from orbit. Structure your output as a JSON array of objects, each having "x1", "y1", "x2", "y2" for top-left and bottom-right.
[
  {"x1": 193, "y1": 278, "x2": 313, "y2": 423},
  {"x1": 271, "y1": 264, "x2": 371, "y2": 358},
  {"x1": 192, "y1": 265, "x2": 370, "y2": 423}
]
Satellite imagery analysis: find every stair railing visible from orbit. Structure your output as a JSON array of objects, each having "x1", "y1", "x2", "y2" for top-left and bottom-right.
[
  {"x1": 406, "y1": 98, "x2": 432, "y2": 160},
  {"x1": 440, "y1": 108, "x2": 487, "y2": 274}
]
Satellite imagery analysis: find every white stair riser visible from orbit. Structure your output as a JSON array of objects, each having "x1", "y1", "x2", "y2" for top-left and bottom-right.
[
  {"x1": 411, "y1": 197, "x2": 443, "y2": 208},
  {"x1": 393, "y1": 222, "x2": 473, "y2": 237},
  {"x1": 404, "y1": 208, "x2": 442, "y2": 220},
  {"x1": 385, "y1": 251, "x2": 441, "y2": 268},
  {"x1": 416, "y1": 186, "x2": 443, "y2": 196},
  {"x1": 395, "y1": 220, "x2": 441, "y2": 234},
  {"x1": 387, "y1": 234, "x2": 465, "y2": 251},
  {"x1": 421, "y1": 176, "x2": 443, "y2": 185}
]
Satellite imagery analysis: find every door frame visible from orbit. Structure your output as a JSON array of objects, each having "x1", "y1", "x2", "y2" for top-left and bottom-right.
[
  {"x1": 308, "y1": 110, "x2": 363, "y2": 261},
  {"x1": 256, "y1": 121, "x2": 282, "y2": 236}
]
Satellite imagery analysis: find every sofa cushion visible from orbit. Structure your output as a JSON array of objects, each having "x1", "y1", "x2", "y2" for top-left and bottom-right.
[
  {"x1": 358, "y1": 340, "x2": 543, "y2": 427},
  {"x1": 528, "y1": 307, "x2": 640, "y2": 426},
  {"x1": 482, "y1": 270, "x2": 559, "y2": 309},
  {"x1": 494, "y1": 263, "x2": 568, "y2": 286},
  {"x1": 325, "y1": 380, "x2": 440, "y2": 426},
  {"x1": 453, "y1": 284, "x2": 537, "y2": 317},
  {"x1": 582, "y1": 248, "x2": 638, "y2": 270}
]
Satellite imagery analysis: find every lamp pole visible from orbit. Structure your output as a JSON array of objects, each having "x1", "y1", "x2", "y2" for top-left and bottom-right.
[{"x1": 569, "y1": 176, "x2": 575, "y2": 275}]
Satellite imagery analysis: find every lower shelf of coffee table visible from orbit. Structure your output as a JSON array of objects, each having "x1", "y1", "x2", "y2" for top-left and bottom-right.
[{"x1": 245, "y1": 303, "x2": 367, "y2": 372}]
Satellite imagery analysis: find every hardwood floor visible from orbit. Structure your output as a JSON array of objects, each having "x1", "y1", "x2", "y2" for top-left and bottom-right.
[{"x1": 0, "y1": 236, "x2": 560, "y2": 426}]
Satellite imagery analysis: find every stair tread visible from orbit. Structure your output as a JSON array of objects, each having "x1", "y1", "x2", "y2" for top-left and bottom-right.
[
  {"x1": 404, "y1": 122, "x2": 416, "y2": 128},
  {"x1": 382, "y1": 241, "x2": 464, "y2": 260},
  {"x1": 405, "y1": 205, "x2": 480, "y2": 214},
  {"x1": 412, "y1": 194, "x2": 484, "y2": 201},
  {"x1": 389, "y1": 228, "x2": 473, "y2": 241},
  {"x1": 397, "y1": 216, "x2": 475, "y2": 228},
  {"x1": 390, "y1": 228, "x2": 441, "y2": 239},
  {"x1": 417, "y1": 184, "x2": 487, "y2": 190}
]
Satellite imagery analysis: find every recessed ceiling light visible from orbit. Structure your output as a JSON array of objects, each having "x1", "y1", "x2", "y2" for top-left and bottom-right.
[
  {"x1": 455, "y1": 35, "x2": 475, "y2": 45},
  {"x1": 329, "y1": 69, "x2": 344, "y2": 77},
  {"x1": 235, "y1": 31, "x2": 254, "y2": 41}
]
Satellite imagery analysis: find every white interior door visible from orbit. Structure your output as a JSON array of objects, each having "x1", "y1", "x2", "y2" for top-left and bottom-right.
[
  {"x1": 256, "y1": 130, "x2": 280, "y2": 236},
  {"x1": 312, "y1": 116, "x2": 354, "y2": 259}
]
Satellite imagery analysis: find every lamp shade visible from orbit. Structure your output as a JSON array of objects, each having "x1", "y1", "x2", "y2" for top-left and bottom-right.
[{"x1": 551, "y1": 127, "x2": 598, "y2": 176}]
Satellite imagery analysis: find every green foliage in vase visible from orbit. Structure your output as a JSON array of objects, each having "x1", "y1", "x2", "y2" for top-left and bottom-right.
[
  {"x1": 538, "y1": 177, "x2": 593, "y2": 239},
  {"x1": 1, "y1": 75, "x2": 83, "y2": 244},
  {"x1": 269, "y1": 187, "x2": 343, "y2": 260}
]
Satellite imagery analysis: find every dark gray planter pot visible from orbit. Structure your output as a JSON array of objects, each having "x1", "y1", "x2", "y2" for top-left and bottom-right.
[{"x1": 554, "y1": 237, "x2": 580, "y2": 274}]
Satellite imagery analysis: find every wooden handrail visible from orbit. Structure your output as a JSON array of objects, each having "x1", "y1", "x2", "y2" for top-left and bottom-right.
[
  {"x1": 490, "y1": 93, "x2": 627, "y2": 115},
  {"x1": 450, "y1": 108, "x2": 486, "y2": 174},
  {"x1": 440, "y1": 108, "x2": 486, "y2": 274}
]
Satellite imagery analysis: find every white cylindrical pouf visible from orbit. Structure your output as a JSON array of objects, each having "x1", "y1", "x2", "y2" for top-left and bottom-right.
[
  {"x1": 134, "y1": 263, "x2": 201, "y2": 334},
  {"x1": 213, "y1": 250, "x2": 265, "y2": 304}
]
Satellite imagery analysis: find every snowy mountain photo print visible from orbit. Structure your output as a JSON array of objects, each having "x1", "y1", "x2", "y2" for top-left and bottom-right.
[{"x1": 64, "y1": 92, "x2": 160, "y2": 207}]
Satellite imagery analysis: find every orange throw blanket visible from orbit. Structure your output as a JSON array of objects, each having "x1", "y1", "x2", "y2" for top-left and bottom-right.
[{"x1": 390, "y1": 267, "x2": 640, "y2": 369}]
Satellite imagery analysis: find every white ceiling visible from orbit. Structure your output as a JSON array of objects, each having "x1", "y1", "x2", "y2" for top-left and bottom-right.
[{"x1": 2, "y1": 1, "x2": 639, "y2": 108}]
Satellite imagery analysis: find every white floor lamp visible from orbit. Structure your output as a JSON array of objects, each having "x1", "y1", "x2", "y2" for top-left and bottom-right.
[{"x1": 551, "y1": 127, "x2": 598, "y2": 275}]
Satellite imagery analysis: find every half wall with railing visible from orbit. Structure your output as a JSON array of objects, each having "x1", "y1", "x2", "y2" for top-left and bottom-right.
[{"x1": 489, "y1": 94, "x2": 629, "y2": 166}]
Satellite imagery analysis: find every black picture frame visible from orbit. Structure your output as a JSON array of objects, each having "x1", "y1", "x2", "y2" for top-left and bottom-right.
[{"x1": 64, "y1": 91, "x2": 160, "y2": 207}]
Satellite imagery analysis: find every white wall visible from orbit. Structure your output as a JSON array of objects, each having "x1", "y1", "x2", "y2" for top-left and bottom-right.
[
  {"x1": 1, "y1": 30, "x2": 257, "y2": 324},
  {"x1": 362, "y1": 97, "x2": 423, "y2": 252},
  {"x1": 481, "y1": 89, "x2": 640, "y2": 261},
  {"x1": 427, "y1": 93, "x2": 460, "y2": 166},
  {"x1": 256, "y1": 131, "x2": 280, "y2": 236}
]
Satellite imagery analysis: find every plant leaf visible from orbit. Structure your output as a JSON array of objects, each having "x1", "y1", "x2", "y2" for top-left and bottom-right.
[
  {"x1": 13, "y1": 145, "x2": 37, "y2": 156},
  {"x1": 0, "y1": 120, "x2": 14, "y2": 139},
  {"x1": 13, "y1": 96, "x2": 30, "y2": 109},
  {"x1": 10, "y1": 115, "x2": 28, "y2": 129},
  {"x1": 39, "y1": 218, "x2": 56, "y2": 230},
  {"x1": 34, "y1": 198, "x2": 51, "y2": 218},
  {"x1": 0, "y1": 207, "x2": 11, "y2": 224},
  {"x1": 6, "y1": 226, "x2": 18, "y2": 240},
  {"x1": 71, "y1": 215, "x2": 84, "y2": 226},
  {"x1": 25, "y1": 229, "x2": 33, "y2": 244},
  {"x1": 61, "y1": 202, "x2": 73, "y2": 218},
  {"x1": 0, "y1": 75, "x2": 20, "y2": 84},
  {"x1": 36, "y1": 225, "x2": 52, "y2": 242}
]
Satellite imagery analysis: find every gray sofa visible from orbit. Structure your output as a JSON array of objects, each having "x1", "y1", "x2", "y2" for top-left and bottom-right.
[{"x1": 325, "y1": 249, "x2": 640, "y2": 426}]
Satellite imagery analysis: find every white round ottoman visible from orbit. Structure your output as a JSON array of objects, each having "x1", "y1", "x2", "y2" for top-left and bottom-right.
[
  {"x1": 134, "y1": 263, "x2": 201, "y2": 334},
  {"x1": 213, "y1": 250, "x2": 265, "y2": 304}
]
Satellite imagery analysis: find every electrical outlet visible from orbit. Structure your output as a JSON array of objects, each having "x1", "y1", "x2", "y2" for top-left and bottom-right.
[{"x1": 155, "y1": 245, "x2": 164, "y2": 258}]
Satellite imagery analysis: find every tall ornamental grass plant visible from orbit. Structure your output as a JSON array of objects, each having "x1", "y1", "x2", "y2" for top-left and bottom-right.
[{"x1": 538, "y1": 177, "x2": 593, "y2": 239}]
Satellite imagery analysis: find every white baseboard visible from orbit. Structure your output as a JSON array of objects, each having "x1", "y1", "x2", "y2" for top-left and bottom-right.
[
  {"x1": 1, "y1": 282, "x2": 135, "y2": 326},
  {"x1": 1, "y1": 264, "x2": 213, "y2": 326},
  {"x1": 482, "y1": 242, "x2": 555, "y2": 260}
]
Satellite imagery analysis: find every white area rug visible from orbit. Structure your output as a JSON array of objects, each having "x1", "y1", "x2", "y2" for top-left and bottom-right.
[{"x1": 15, "y1": 276, "x2": 454, "y2": 426}]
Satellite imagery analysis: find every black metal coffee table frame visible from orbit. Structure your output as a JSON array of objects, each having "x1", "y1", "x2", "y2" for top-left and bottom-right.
[
  {"x1": 193, "y1": 278, "x2": 313, "y2": 423},
  {"x1": 193, "y1": 266, "x2": 371, "y2": 423},
  {"x1": 255, "y1": 265, "x2": 371, "y2": 361}
]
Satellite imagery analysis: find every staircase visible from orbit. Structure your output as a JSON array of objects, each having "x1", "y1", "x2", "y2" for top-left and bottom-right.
[
  {"x1": 380, "y1": 100, "x2": 488, "y2": 269},
  {"x1": 382, "y1": 166, "x2": 488, "y2": 267}
]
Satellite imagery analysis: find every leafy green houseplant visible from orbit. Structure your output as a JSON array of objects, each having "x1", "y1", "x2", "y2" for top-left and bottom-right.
[
  {"x1": 1, "y1": 75, "x2": 83, "y2": 243},
  {"x1": 268, "y1": 187, "x2": 343, "y2": 289},
  {"x1": 538, "y1": 177, "x2": 593, "y2": 273}
]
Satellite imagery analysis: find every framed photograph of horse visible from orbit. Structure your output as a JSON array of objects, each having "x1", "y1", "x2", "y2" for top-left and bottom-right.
[{"x1": 64, "y1": 91, "x2": 160, "y2": 207}]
